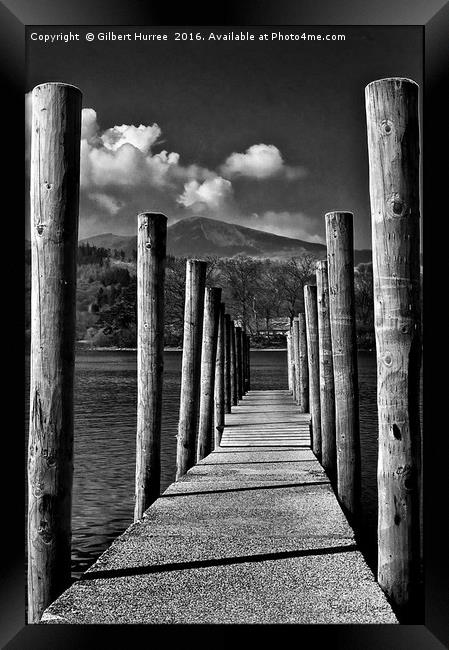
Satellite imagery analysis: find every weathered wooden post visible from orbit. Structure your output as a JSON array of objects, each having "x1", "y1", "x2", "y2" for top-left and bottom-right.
[
  {"x1": 224, "y1": 314, "x2": 232, "y2": 414},
  {"x1": 28, "y1": 82, "x2": 82, "y2": 623},
  {"x1": 197, "y1": 287, "x2": 222, "y2": 461},
  {"x1": 176, "y1": 259, "x2": 207, "y2": 480},
  {"x1": 135, "y1": 213, "x2": 167, "y2": 521},
  {"x1": 214, "y1": 303, "x2": 225, "y2": 447},
  {"x1": 235, "y1": 326, "x2": 243, "y2": 400},
  {"x1": 286, "y1": 331, "x2": 293, "y2": 394},
  {"x1": 316, "y1": 260, "x2": 336, "y2": 482},
  {"x1": 230, "y1": 321, "x2": 237, "y2": 406},
  {"x1": 304, "y1": 285, "x2": 321, "y2": 459},
  {"x1": 292, "y1": 318, "x2": 300, "y2": 405},
  {"x1": 366, "y1": 77, "x2": 422, "y2": 617},
  {"x1": 325, "y1": 211, "x2": 361, "y2": 523},
  {"x1": 246, "y1": 333, "x2": 251, "y2": 391},
  {"x1": 298, "y1": 314, "x2": 309, "y2": 413},
  {"x1": 242, "y1": 331, "x2": 248, "y2": 394}
]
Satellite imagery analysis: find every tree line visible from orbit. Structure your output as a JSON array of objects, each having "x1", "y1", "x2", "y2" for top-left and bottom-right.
[{"x1": 25, "y1": 244, "x2": 375, "y2": 349}]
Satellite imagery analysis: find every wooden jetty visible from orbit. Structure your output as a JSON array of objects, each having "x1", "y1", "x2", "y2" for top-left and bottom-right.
[
  {"x1": 27, "y1": 76, "x2": 422, "y2": 624},
  {"x1": 41, "y1": 390, "x2": 396, "y2": 624}
]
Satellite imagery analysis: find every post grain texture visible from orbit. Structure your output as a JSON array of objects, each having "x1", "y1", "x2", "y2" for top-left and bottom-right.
[
  {"x1": 292, "y1": 318, "x2": 300, "y2": 405},
  {"x1": 176, "y1": 260, "x2": 207, "y2": 480},
  {"x1": 286, "y1": 331, "x2": 293, "y2": 393},
  {"x1": 224, "y1": 314, "x2": 232, "y2": 414},
  {"x1": 197, "y1": 287, "x2": 222, "y2": 461},
  {"x1": 28, "y1": 83, "x2": 82, "y2": 623},
  {"x1": 366, "y1": 77, "x2": 422, "y2": 617},
  {"x1": 325, "y1": 211, "x2": 361, "y2": 524},
  {"x1": 298, "y1": 314, "x2": 309, "y2": 413},
  {"x1": 304, "y1": 285, "x2": 321, "y2": 459},
  {"x1": 242, "y1": 331, "x2": 248, "y2": 394},
  {"x1": 214, "y1": 304, "x2": 225, "y2": 448},
  {"x1": 135, "y1": 213, "x2": 167, "y2": 521},
  {"x1": 316, "y1": 260, "x2": 336, "y2": 483},
  {"x1": 230, "y1": 321, "x2": 237, "y2": 406},
  {"x1": 246, "y1": 333, "x2": 251, "y2": 391},
  {"x1": 235, "y1": 326, "x2": 243, "y2": 400}
]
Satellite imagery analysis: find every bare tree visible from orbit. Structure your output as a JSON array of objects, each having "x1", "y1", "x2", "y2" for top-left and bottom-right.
[{"x1": 282, "y1": 255, "x2": 318, "y2": 324}]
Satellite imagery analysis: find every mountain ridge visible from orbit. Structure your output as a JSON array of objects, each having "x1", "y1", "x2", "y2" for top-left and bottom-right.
[{"x1": 80, "y1": 216, "x2": 372, "y2": 264}]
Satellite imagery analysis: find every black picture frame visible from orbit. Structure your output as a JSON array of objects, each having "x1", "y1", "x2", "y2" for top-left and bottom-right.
[{"x1": 3, "y1": 0, "x2": 448, "y2": 647}]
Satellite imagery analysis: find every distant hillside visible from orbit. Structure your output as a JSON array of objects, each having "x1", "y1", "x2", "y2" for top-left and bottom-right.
[{"x1": 79, "y1": 216, "x2": 372, "y2": 264}]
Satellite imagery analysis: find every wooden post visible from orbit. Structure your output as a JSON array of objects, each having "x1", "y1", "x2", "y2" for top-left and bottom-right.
[
  {"x1": 224, "y1": 314, "x2": 232, "y2": 414},
  {"x1": 366, "y1": 77, "x2": 422, "y2": 617},
  {"x1": 325, "y1": 211, "x2": 361, "y2": 523},
  {"x1": 135, "y1": 213, "x2": 167, "y2": 521},
  {"x1": 197, "y1": 287, "x2": 222, "y2": 461},
  {"x1": 176, "y1": 259, "x2": 207, "y2": 480},
  {"x1": 316, "y1": 260, "x2": 336, "y2": 483},
  {"x1": 286, "y1": 331, "x2": 293, "y2": 394},
  {"x1": 28, "y1": 82, "x2": 82, "y2": 623},
  {"x1": 242, "y1": 331, "x2": 248, "y2": 394},
  {"x1": 230, "y1": 321, "x2": 237, "y2": 406},
  {"x1": 214, "y1": 303, "x2": 225, "y2": 447},
  {"x1": 304, "y1": 285, "x2": 321, "y2": 460},
  {"x1": 298, "y1": 314, "x2": 309, "y2": 413},
  {"x1": 292, "y1": 318, "x2": 300, "y2": 405},
  {"x1": 246, "y1": 333, "x2": 251, "y2": 391},
  {"x1": 235, "y1": 326, "x2": 243, "y2": 400}
]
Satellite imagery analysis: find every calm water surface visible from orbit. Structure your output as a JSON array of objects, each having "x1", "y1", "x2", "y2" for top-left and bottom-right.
[{"x1": 25, "y1": 350, "x2": 386, "y2": 579}]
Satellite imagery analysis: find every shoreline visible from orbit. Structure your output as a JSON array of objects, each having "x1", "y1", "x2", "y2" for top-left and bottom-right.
[{"x1": 75, "y1": 343, "x2": 375, "y2": 353}]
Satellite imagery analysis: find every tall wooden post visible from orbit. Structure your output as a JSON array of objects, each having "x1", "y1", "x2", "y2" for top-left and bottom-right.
[
  {"x1": 224, "y1": 314, "x2": 232, "y2": 414},
  {"x1": 176, "y1": 260, "x2": 207, "y2": 480},
  {"x1": 230, "y1": 321, "x2": 237, "y2": 406},
  {"x1": 316, "y1": 260, "x2": 336, "y2": 483},
  {"x1": 214, "y1": 303, "x2": 225, "y2": 447},
  {"x1": 366, "y1": 77, "x2": 422, "y2": 617},
  {"x1": 286, "y1": 331, "x2": 293, "y2": 394},
  {"x1": 325, "y1": 211, "x2": 361, "y2": 523},
  {"x1": 292, "y1": 318, "x2": 300, "y2": 405},
  {"x1": 28, "y1": 83, "x2": 81, "y2": 623},
  {"x1": 298, "y1": 314, "x2": 309, "y2": 413},
  {"x1": 246, "y1": 333, "x2": 251, "y2": 391},
  {"x1": 197, "y1": 287, "x2": 222, "y2": 461},
  {"x1": 242, "y1": 331, "x2": 247, "y2": 394},
  {"x1": 135, "y1": 213, "x2": 167, "y2": 521},
  {"x1": 235, "y1": 326, "x2": 243, "y2": 400},
  {"x1": 304, "y1": 285, "x2": 321, "y2": 459}
]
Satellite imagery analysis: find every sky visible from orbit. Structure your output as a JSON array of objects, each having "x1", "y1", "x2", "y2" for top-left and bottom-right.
[{"x1": 26, "y1": 26, "x2": 422, "y2": 249}]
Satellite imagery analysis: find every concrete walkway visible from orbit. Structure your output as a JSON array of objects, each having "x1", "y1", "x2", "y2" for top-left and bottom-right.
[{"x1": 41, "y1": 390, "x2": 397, "y2": 624}]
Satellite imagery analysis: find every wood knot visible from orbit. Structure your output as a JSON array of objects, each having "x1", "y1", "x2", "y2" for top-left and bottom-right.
[
  {"x1": 145, "y1": 240, "x2": 152, "y2": 250},
  {"x1": 36, "y1": 224, "x2": 46, "y2": 236},
  {"x1": 388, "y1": 193, "x2": 407, "y2": 218},
  {"x1": 380, "y1": 119, "x2": 393, "y2": 135},
  {"x1": 383, "y1": 353, "x2": 392, "y2": 367}
]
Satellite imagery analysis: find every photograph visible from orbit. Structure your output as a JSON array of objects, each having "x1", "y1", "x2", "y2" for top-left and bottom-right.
[{"x1": 1, "y1": 1, "x2": 447, "y2": 647}]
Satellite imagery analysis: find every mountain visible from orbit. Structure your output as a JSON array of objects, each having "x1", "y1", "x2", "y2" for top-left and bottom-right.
[{"x1": 79, "y1": 216, "x2": 372, "y2": 264}]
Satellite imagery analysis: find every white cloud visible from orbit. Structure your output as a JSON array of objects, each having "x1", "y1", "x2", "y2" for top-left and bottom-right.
[
  {"x1": 249, "y1": 210, "x2": 324, "y2": 244},
  {"x1": 177, "y1": 177, "x2": 233, "y2": 211},
  {"x1": 101, "y1": 123, "x2": 161, "y2": 154},
  {"x1": 88, "y1": 192, "x2": 122, "y2": 215},
  {"x1": 80, "y1": 108, "x2": 214, "y2": 192},
  {"x1": 221, "y1": 143, "x2": 306, "y2": 181}
]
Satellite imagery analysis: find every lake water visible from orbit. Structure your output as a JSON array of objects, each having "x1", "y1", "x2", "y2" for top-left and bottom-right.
[{"x1": 25, "y1": 350, "x2": 391, "y2": 580}]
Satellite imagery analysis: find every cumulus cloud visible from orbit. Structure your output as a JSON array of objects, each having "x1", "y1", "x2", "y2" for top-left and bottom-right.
[
  {"x1": 177, "y1": 177, "x2": 233, "y2": 211},
  {"x1": 249, "y1": 210, "x2": 325, "y2": 244},
  {"x1": 88, "y1": 192, "x2": 122, "y2": 215},
  {"x1": 221, "y1": 144, "x2": 306, "y2": 181},
  {"x1": 26, "y1": 104, "x2": 313, "y2": 239},
  {"x1": 101, "y1": 123, "x2": 161, "y2": 154}
]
